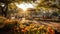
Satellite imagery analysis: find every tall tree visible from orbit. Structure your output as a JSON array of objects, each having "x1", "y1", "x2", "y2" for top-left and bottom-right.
[{"x1": 0, "y1": 0, "x2": 21, "y2": 17}]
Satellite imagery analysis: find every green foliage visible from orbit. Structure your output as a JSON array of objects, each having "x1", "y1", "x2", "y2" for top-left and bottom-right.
[
  {"x1": 36, "y1": 0, "x2": 60, "y2": 9},
  {"x1": 52, "y1": 12, "x2": 59, "y2": 16}
]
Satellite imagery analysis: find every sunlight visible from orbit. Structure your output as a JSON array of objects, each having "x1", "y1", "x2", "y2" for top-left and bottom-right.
[
  {"x1": 2, "y1": 4, "x2": 4, "y2": 7},
  {"x1": 16, "y1": 3, "x2": 34, "y2": 11}
]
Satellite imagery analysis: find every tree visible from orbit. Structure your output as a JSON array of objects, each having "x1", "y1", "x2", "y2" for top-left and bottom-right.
[{"x1": 0, "y1": 0, "x2": 20, "y2": 17}]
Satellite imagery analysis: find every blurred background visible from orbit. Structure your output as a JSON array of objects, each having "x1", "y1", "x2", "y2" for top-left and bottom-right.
[{"x1": 0, "y1": 0, "x2": 60, "y2": 34}]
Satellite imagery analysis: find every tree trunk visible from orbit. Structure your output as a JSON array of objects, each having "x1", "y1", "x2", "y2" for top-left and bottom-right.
[{"x1": 1, "y1": 4, "x2": 8, "y2": 17}]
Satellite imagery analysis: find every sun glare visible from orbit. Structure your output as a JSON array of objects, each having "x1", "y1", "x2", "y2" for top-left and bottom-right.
[{"x1": 16, "y1": 3, "x2": 34, "y2": 11}]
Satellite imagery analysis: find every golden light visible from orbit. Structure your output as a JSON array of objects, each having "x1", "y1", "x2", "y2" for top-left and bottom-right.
[
  {"x1": 2, "y1": 4, "x2": 5, "y2": 7},
  {"x1": 16, "y1": 2, "x2": 34, "y2": 11}
]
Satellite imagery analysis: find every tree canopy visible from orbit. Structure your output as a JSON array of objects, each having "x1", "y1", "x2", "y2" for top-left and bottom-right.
[
  {"x1": 0, "y1": 0, "x2": 60, "y2": 17},
  {"x1": 37, "y1": 0, "x2": 60, "y2": 9}
]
